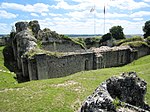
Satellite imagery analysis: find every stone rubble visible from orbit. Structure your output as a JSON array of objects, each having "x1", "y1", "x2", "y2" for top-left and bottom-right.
[{"x1": 80, "y1": 72, "x2": 150, "y2": 112}]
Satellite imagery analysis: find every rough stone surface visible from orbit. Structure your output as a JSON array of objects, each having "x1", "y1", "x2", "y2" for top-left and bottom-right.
[
  {"x1": 80, "y1": 72, "x2": 150, "y2": 112},
  {"x1": 15, "y1": 22, "x2": 28, "y2": 33},
  {"x1": 28, "y1": 20, "x2": 40, "y2": 38}
]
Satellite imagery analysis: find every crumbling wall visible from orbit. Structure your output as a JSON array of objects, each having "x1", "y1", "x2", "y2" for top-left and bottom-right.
[
  {"x1": 93, "y1": 47, "x2": 132, "y2": 69},
  {"x1": 5, "y1": 20, "x2": 150, "y2": 81},
  {"x1": 42, "y1": 41, "x2": 83, "y2": 52},
  {"x1": 28, "y1": 52, "x2": 94, "y2": 80},
  {"x1": 136, "y1": 46, "x2": 150, "y2": 58}
]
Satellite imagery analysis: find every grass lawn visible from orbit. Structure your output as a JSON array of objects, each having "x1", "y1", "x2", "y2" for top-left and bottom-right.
[{"x1": 0, "y1": 46, "x2": 150, "y2": 112}]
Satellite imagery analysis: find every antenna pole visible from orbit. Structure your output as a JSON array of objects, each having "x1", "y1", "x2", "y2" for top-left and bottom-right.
[
  {"x1": 104, "y1": 4, "x2": 105, "y2": 34},
  {"x1": 94, "y1": 5, "x2": 96, "y2": 36}
]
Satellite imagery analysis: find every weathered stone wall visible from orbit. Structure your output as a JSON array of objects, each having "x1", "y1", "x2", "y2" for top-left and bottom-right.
[
  {"x1": 13, "y1": 30, "x2": 37, "y2": 70},
  {"x1": 93, "y1": 47, "x2": 132, "y2": 69},
  {"x1": 42, "y1": 41, "x2": 83, "y2": 52},
  {"x1": 28, "y1": 52, "x2": 94, "y2": 80},
  {"x1": 26, "y1": 45, "x2": 150, "y2": 80},
  {"x1": 6, "y1": 20, "x2": 150, "y2": 81},
  {"x1": 136, "y1": 46, "x2": 150, "y2": 58},
  {"x1": 28, "y1": 58, "x2": 38, "y2": 80}
]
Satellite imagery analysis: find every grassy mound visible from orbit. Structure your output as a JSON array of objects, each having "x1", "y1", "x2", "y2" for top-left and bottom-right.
[
  {"x1": 115, "y1": 36, "x2": 144, "y2": 46},
  {"x1": 121, "y1": 41, "x2": 149, "y2": 48},
  {"x1": 0, "y1": 46, "x2": 150, "y2": 112}
]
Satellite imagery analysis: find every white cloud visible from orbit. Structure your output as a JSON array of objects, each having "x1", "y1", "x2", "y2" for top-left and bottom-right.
[
  {"x1": 143, "y1": 0, "x2": 150, "y2": 2},
  {"x1": 66, "y1": 10, "x2": 90, "y2": 20},
  {"x1": 30, "y1": 13, "x2": 39, "y2": 17},
  {"x1": 49, "y1": 13, "x2": 62, "y2": 17},
  {"x1": 0, "y1": 10, "x2": 18, "y2": 19},
  {"x1": 0, "y1": 23, "x2": 10, "y2": 34},
  {"x1": 133, "y1": 18, "x2": 143, "y2": 21},
  {"x1": 108, "y1": 0, "x2": 149, "y2": 10},
  {"x1": 1, "y1": 2, "x2": 49, "y2": 13},
  {"x1": 51, "y1": 0, "x2": 94, "y2": 10},
  {"x1": 53, "y1": 0, "x2": 149, "y2": 11},
  {"x1": 130, "y1": 11, "x2": 150, "y2": 17},
  {"x1": 41, "y1": 13, "x2": 48, "y2": 16}
]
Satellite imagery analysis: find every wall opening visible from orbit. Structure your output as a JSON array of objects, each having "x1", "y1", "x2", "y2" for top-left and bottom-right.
[
  {"x1": 120, "y1": 54, "x2": 124, "y2": 64},
  {"x1": 85, "y1": 59, "x2": 89, "y2": 70}
]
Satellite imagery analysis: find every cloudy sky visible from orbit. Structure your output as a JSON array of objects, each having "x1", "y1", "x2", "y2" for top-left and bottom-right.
[{"x1": 0, "y1": 0, "x2": 150, "y2": 35}]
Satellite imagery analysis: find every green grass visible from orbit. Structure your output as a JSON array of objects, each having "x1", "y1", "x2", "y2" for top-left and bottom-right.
[
  {"x1": 0, "y1": 46, "x2": 12, "y2": 71},
  {"x1": 0, "y1": 46, "x2": 150, "y2": 112}
]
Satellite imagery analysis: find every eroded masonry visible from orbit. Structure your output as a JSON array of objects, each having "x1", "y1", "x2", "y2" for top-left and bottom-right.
[{"x1": 4, "y1": 20, "x2": 150, "y2": 81}]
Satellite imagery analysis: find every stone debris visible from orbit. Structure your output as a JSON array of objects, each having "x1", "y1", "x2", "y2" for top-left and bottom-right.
[
  {"x1": 91, "y1": 45, "x2": 131, "y2": 53},
  {"x1": 80, "y1": 72, "x2": 150, "y2": 112}
]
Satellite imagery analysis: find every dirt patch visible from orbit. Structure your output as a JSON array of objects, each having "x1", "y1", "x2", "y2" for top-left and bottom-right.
[
  {"x1": 51, "y1": 80, "x2": 78, "y2": 87},
  {"x1": 0, "y1": 87, "x2": 26, "y2": 93}
]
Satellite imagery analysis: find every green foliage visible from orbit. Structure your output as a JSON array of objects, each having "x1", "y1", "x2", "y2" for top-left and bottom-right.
[
  {"x1": 146, "y1": 36, "x2": 150, "y2": 45},
  {"x1": 109, "y1": 26, "x2": 125, "y2": 40},
  {"x1": 72, "y1": 38, "x2": 86, "y2": 47},
  {"x1": 37, "y1": 40, "x2": 42, "y2": 48},
  {"x1": 112, "y1": 98, "x2": 121, "y2": 109},
  {"x1": 0, "y1": 46, "x2": 9, "y2": 70},
  {"x1": 71, "y1": 38, "x2": 86, "y2": 49},
  {"x1": 84, "y1": 37, "x2": 101, "y2": 45},
  {"x1": 121, "y1": 41, "x2": 149, "y2": 48},
  {"x1": 143, "y1": 20, "x2": 150, "y2": 38},
  {"x1": 100, "y1": 33, "x2": 112, "y2": 43},
  {"x1": 115, "y1": 36, "x2": 144, "y2": 46}
]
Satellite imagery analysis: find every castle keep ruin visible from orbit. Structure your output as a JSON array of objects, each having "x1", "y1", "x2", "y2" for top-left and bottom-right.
[{"x1": 5, "y1": 20, "x2": 150, "y2": 81}]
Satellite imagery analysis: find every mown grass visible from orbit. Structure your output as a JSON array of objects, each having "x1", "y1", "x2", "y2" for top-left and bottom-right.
[{"x1": 0, "y1": 46, "x2": 150, "y2": 112}]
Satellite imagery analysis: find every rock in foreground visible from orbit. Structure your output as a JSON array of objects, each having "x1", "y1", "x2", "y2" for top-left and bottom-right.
[{"x1": 80, "y1": 72, "x2": 150, "y2": 112}]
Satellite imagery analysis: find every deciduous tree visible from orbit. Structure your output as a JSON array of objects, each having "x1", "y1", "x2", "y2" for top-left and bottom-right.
[
  {"x1": 109, "y1": 26, "x2": 125, "y2": 40},
  {"x1": 143, "y1": 20, "x2": 150, "y2": 38}
]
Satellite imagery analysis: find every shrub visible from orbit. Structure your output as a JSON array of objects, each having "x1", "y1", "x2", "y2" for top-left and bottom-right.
[
  {"x1": 146, "y1": 36, "x2": 150, "y2": 45},
  {"x1": 121, "y1": 41, "x2": 149, "y2": 48},
  {"x1": 115, "y1": 36, "x2": 144, "y2": 46}
]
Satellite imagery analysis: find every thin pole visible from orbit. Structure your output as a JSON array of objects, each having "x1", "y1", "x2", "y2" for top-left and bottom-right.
[
  {"x1": 94, "y1": 5, "x2": 96, "y2": 36},
  {"x1": 104, "y1": 4, "x2": 105, "y2": 34}
]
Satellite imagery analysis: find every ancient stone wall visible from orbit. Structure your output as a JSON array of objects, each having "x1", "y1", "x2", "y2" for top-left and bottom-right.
[
  {"x1": 5, "y1": 20, "x2": 150, "y2": 81},
  {"x1": 23, "y1": 45, "x2": 150, "y2": 81},
  {"x1": 93, "y1": 47, "x2": 132, "y2": 69},
  {"x1": 42, "y1": 41, "x2": 83, "y2": 52},
  {"x1": 136, "y1": 46, "x2": 150, "y2": 58},
  {"x1": 27, "y1": 52, "x2": 94, "y2": 80}
]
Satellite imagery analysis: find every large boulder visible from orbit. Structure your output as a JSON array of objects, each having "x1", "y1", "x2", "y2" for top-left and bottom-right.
[
  {"x1": 15, "y1": 22, "x2": 28, "y2": 33},
  {"x1": 80, "y1": 72, "x2": 150, "y2": 112}
]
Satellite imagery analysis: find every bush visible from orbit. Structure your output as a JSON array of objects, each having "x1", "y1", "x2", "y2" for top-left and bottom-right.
[
  {"x1": 115, "y1": 36, "x2": 144, "y2": 46},
  {"x1": 146, "y1": 36, "x2": 150, "y2": 45},
  {"x1": 100, "y1": 33, "x2": 112, "y2": 43},
  {"x1": 121, "y1": 41, "x2": 149, "y2": 48}
]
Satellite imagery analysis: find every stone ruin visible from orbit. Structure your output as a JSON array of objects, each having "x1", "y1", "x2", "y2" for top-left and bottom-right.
[
  {"x1": 80, "y1": 72, "x2": 150, "y2": 112},
  {"x1": 3, "y1": 20, "x2": 150, "y2": 81}
]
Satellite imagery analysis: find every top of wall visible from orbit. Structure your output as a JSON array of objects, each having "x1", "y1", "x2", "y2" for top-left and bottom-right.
[{"x1": 90, "y1": 46, "x2": 132, "y2": 53}]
